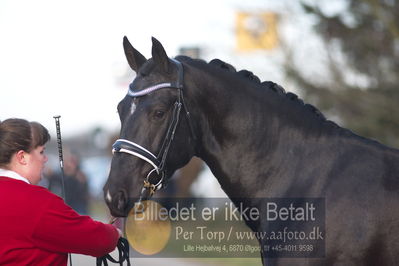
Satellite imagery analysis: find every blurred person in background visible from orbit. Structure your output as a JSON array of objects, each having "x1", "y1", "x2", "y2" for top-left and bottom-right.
[
  {"x1": 47, "y1": 149, "x2": 90, "y2": 214},
  {"x1": 0, "y1": 118, "x2": 119, "y2": 265},
  {"x1": 63, "y1": 150, "x2": 89, "y2": 214}
]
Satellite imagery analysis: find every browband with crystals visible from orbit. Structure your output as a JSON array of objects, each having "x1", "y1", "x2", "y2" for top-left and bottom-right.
[
  {"x1": 128, "y1": 82, "x2": 172, "y2": 97},
  {"x1": 127, "y1": 58, "x2": 183, "y2": 98}
]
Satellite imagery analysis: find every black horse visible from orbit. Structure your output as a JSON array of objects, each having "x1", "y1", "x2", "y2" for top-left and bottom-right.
[{"x1": 104, "y1": 37, "x2": 399, "y2": 265}]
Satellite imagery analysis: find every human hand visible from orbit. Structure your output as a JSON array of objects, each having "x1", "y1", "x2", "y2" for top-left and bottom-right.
[{"x1": 116, "y1": 228, "x2": 123, "y2": 238}]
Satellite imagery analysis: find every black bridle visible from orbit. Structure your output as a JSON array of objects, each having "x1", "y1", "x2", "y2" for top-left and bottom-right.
[{"x1": 112, "y1": 58, "x2": 196, "y2": 201}]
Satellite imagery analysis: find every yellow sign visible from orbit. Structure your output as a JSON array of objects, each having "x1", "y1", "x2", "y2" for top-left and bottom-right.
[
  {"x1": 236, "y1": 12, "x2": 278, "y2": 51},
  {"x1": 125, "y1": 200, "x2": 171, "y2": 255}
]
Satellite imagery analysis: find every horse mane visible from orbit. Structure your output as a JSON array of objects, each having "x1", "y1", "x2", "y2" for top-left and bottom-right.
[
  {"x1": 208, "y1": 58, "x2": 329, "y2": 121},
  {"x1": 176, "y1": 56, "x2": 328, "y2": 123}
]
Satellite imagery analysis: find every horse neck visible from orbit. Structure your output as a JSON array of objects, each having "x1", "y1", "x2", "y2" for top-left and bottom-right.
[{"x1": 185, "y1": 64, "x2": 340, "y2": 198}]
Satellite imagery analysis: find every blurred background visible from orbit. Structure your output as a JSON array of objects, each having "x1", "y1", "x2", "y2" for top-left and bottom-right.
[{"x1": 1, "y1": 0, "x2": 398, "y2": 265}]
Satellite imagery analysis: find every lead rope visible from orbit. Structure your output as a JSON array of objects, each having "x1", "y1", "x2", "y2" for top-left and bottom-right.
[
  {"x1": 53, "y1": 116, "x2": 73, "y2": 266},
  {"x1": 96, "y1": 237, "x2": 131, "y2": 266}
]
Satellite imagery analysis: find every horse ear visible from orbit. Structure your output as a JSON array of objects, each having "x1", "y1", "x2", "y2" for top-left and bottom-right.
[
  {"x1": 123, "y1": 36, "x2": 147, "y2": 72},
  {"x1": 151, "y1": 37, "x2": 170, "y2": 73}
]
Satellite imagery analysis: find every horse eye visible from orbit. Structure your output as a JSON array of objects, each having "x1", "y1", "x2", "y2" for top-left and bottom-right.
[{"x1": 154, "y1": 110, "x2": 165, "y2": 119}]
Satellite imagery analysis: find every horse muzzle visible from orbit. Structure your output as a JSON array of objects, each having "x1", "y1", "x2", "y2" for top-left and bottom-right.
[{"x1": 104, "y1": 189, "x2": 132, "y2": 217}]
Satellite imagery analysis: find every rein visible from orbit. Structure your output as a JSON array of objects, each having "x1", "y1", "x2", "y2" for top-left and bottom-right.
[{"x1": 112, "y1": 58, "x2": 196, "y2": 201}]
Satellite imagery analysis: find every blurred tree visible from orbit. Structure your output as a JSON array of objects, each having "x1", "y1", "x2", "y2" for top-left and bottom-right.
[{"x1": 284, "y1": 0, "x2": 399, "y2": 147}]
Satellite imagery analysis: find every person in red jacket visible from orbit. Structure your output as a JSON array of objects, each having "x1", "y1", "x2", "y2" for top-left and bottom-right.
[{"x1": 0, "y1": 118, "x2": 120, "y2": 265}]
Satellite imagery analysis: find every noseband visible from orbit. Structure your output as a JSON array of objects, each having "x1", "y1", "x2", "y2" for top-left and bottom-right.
[{"x1": 112, "y1": 58, "x2": 196, "y2": 201}]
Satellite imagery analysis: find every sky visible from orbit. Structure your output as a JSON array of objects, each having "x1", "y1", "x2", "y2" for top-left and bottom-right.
[{"x1": 0, "y1": 0, "x2": 325, "y2": 137}]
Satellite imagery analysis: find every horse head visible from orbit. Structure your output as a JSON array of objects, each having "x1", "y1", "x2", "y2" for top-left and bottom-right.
[{"x1": 103, "y1": 37, "x2": 197, "y2": 217}]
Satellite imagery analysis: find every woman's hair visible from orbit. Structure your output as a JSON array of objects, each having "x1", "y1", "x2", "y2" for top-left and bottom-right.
[{"x1": 0, "y1": 118, "x2": 50, "y2": 167}]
